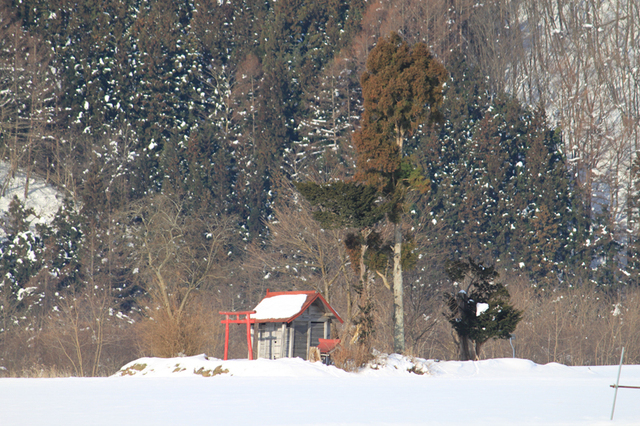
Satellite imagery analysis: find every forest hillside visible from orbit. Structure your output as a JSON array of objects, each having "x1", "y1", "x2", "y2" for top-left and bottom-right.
[{"x1": 0, "y1": 0, "x2": 639, "y2": 376}]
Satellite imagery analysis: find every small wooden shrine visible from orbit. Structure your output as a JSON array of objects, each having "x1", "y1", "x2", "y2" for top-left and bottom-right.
[
  {"x1": 252, "y1": 290, "x2": 342, "y2": 361},
  {"x1": 219, "y1": 290, "x2": 342, "y2": 361}
]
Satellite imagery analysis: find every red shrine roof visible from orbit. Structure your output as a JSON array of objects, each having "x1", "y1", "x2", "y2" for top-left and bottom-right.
[{"x1": 250, "y1": 289, "x2": 343, "y2": 324}]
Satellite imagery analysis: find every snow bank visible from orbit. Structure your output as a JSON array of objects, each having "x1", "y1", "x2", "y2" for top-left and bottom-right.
[
  {"x1": 359, "y1": 352, "x2": 432, "y2": 376},
  {"x1": 114, "y1": 352, "x2": 603, "y2": 382},
  {"x1": 115, "y1": 352, "x2": 440, "y2": 379},
  {"x1": 115, "y1": 354, "x2": 350, "y2": 378}
]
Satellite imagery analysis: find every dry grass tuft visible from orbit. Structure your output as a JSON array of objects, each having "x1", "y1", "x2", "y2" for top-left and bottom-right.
[
  {"x1": 137, "y1": 300, "x2": 219, "y2": 358},
  {"x1": 331, "y1": 334, "x2": 374, "y2": 372}
]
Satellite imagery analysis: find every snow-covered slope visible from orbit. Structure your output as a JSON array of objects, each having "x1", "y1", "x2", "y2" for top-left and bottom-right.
[
  {"x1": 2, "y1": 354, "x2": 636, "y2": 426},
  {"x1": 0, "y1": 162, "x2": 63, "y2": 229}
]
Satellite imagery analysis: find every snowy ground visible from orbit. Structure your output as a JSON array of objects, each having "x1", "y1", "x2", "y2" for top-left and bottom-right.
[{"x1": 1, "y1": 354, "x2": 639, "y2": 425}]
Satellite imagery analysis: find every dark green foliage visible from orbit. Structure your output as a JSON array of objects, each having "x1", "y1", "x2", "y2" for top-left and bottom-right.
[
  {"x1": 2, "y1": 196, "x2": 32, "y2": 237},
  {"x1": 418, "y1": 53, "x2": 590, "y2": 284},
  {"x1": 0, "y1": 198, "x2": 43, "y2": 295},
  {"x1": 15, "y1": 0, "x2": 137, "y2": 130},
  {"x1": 9, "y1": 0, "x2": 367, "y2": 241},
  {"x1": 295, "y1": 181, "x2": 385, "y2": 229},
  {"x1": 587, "y1": 207, "x2": 623, "y2": 287},
  {"x1": 444, "y1": 258, "x2": 522, "y2": 360},
  {"x1": 0, "y1": 198, "x2": 85, "y2": 321},
  {"x1": 191, "y1": 0, "x2": 267, "y2": 66},
  {"x1": 236, "y1": 0, "x2": 364, "y2": 235},
  {"x1": 38, "y1": 199, "x2": 83, "y2": 291},
  {"x1": 296, "y1": 53, "x2": 361, "y2": 179},
  {"x1": 625, "y1": 155, "x2": 640, "y2": 286}
]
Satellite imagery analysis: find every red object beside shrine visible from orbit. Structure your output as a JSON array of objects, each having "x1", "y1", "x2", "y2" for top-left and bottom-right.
[{"x1": 317, "y1": 338, "x2": 340, "y2": 354}]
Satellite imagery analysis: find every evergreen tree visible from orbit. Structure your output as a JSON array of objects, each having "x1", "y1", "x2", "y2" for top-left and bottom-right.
[
  {"x1": 296, "y1": 181, "x2": 386, "y2": 345},
  {"x1": 444, "y1": 258, "x2": 522, "y2": 360},
  {"x1": 353, "y1": 32, "x2": 446, "y2": 353},
  {"x1": 626, "y1": 155, "x2": 640, "y2": 286},
  {"x1": 38, "y1": 198, "x2": 83, "y2": 292},
  {"x1": 295, "y1": 56, "x2": 360, "y2": 180},
  {"x1": 14, "y1": 0, "x2": 137, "y2": 131},
  {"x1": 418, "y1": 53, "x2": 590, "y2": 285},
  {"x1": 231, "y1": 0, "x2": 365, "y2": 238},
  {"x1": 0, "y1": 197, "x2": 43, "y2": 340},
  {"x1": 296, "y1": 181, "x2": 385, "y2": 230},
  {"x1": 0, "y1": 197, "x2": 43, "y2": 300},
  {"x1": 0, "y1": 8, "x2": 56, "y2": 191}
]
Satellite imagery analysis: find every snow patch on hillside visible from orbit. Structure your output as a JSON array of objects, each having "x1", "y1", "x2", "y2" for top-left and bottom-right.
[{"x1": 0, "y1": 163, "x2": 63, "y2": 232}]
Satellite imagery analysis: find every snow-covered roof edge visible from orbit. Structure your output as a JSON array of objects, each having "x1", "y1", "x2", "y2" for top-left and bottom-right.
[{"x1": 251, "y1": 290, "x2": 343, "y2": 324}]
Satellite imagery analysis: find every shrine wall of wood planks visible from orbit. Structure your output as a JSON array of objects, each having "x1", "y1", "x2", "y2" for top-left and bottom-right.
[{"x1": 254, "y1": 300, "x2": 333, "y2": 361}]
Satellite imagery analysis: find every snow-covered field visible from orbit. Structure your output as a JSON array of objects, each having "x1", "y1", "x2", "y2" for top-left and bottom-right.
[{"x1": 1, "y1": 354, "x2": 639, "y2": 425}]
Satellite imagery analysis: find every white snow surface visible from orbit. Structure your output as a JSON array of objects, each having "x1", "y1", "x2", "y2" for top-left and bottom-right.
[
  {"x1": 2, "y1": 354, "x2": 640, "y2": 425},
  {"x1": 250, "y1": 293, "x2": 308, "y2": 320}
]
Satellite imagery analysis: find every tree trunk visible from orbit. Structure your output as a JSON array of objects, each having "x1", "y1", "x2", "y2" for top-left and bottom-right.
[
  {"x1": 393, "y1": 129, "x2": 405, "y2": 354},
  {"x1": 459, "y1": 335, "x2": 474, "y2": 361},
  {"x1": 455, "y1": 290, "x2": 474, "y2": 361},
  {"x1": 475, "y1": 340, "x2": 484, "y2": 361},
  {"x1": 393, "y1": 221, "x2": 404, "y2": 353}
]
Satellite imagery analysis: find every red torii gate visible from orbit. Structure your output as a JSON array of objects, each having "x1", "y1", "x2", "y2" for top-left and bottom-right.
[{"x1": 219, "y1": 311, "x2": 256, "y2": 360}]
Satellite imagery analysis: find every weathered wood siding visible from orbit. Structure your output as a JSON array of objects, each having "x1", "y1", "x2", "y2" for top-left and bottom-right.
[
  {"x1": 256, "y1": 299, "x2": 335, "y2": 360},
  {"x1": 257, "y1": 322, "x2": 286, "y2": 359},
  {"x1": 292, "y1": 321, "x2": 308, "y2": 359},
  {"x1": 310, "y1": 321, "x2": 324, "y2": 347}
]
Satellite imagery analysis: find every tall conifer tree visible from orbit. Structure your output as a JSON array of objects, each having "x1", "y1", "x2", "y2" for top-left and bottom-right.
[{"x1": 353, "y1": 32, "x2": 446, "y2": 353}]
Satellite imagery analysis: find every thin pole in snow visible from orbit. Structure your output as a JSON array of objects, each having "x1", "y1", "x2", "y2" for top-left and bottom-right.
[
  {"x1": 610, "y1": 346, "x2": 625, "y2": 421},
  {"x1": 509, "y1": 334, "x2": 515, "y2": 358}
]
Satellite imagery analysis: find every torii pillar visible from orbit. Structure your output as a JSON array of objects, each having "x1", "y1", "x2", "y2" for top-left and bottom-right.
[{"x1": 219, "y1": 311, "x2": 256, "y2": 360}]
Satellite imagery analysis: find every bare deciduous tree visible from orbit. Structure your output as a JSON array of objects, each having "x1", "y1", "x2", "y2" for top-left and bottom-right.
[
  {"x1": 45, "y1": 284, "x2": 119, "y2": 377},
  {"x1": 0, "y1": 12, "x2": 55, "y2": 197},
  {"x1": 512, "y1": 0, "x2": 640, "y2": 256},
  {"x1": 248, "y1": 180, "x2": 351, "y2": 305},
  {"x1": 130, "y1": 194, "x2": 235, "y2": 356}
]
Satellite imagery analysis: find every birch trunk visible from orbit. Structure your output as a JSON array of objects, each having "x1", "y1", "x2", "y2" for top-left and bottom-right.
[{"x1": 393, "y1": 221, "x2": 404, "y2": 353}]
